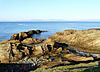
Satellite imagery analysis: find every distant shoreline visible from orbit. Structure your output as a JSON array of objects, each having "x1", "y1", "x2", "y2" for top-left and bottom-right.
[{"x1": 0, "y1": 21, "x2": 100, "y2": 23}]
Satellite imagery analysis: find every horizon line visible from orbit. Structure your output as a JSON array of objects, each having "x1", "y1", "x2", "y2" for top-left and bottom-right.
[{"x1": 0, "y1": 21, "x2": 100, "y2": 23}]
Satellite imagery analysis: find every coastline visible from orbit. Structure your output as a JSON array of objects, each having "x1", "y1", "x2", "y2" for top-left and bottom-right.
[
  {"x1": 0, "y1": 22, "x2": 100, "y2": 42},
  {"x1": 0, "y1": 28, "x2": 100, "y2": 71}
]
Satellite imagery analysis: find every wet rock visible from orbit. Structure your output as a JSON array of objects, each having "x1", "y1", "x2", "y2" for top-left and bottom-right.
[
  {"x1": 26, "y1": 30, "x2": 47, "y2": 37},
  {"x1": 27, "y1": 30, "x2": 45, "y2": 36}
]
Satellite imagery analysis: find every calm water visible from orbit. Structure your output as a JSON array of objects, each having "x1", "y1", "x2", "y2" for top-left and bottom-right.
[{"x1": 0, "y1": 22, "x2": 100, "y2": 41}]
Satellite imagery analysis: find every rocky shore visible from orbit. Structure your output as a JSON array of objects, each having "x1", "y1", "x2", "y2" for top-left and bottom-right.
[{"x1": 0, "y1": 29, "x2": 100, "y2": 72}]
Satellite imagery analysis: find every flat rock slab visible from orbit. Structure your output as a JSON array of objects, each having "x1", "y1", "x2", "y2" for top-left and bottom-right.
[{"x1": 64, "y1": 54, "x2": 94, "y2": 62}]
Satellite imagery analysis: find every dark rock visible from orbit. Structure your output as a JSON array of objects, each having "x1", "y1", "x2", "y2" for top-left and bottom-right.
[
  {"x1": 47, "y1": 45, "x2": 52, "y2": 52},
  {"x1": 27, "y1": 30, "x2": 47, "y2": 36},
  {"x1": 88, "y1": 28, "x2": 100, "y2": 30},
  {"x1": 10, "y1": 32, "x2": 29, "y2": 41},
  {"x1": 10, "y1": 30, "x2": 47, "y2": 41},
  {"x1": 0, "y1": 63, "x2": 36, "y2": 72},
  {"x1": 53, "y1": 42, "x2": 68, "y2": 49}
]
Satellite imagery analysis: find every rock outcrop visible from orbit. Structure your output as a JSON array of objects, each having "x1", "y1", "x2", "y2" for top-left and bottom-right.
[
  {"x1": 0, "y1": 29, "x2": 100, "y2": 72},
  {"x1": 45, "y1": 29, "x2": 100, "y2": 53},
  {"x1": 0, "y1": 30, "x2": 47, "y2": 63},
  {"x1": 10, "y1": 30, "x2": 47, "y2": 41}
]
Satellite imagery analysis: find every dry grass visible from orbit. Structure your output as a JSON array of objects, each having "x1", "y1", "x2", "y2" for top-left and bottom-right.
[{"x1": 32, "y1": 61, "x2": 99, "y2": 72}]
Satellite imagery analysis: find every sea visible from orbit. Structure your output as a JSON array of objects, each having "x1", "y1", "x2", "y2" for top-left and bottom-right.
[{"x1": 0, "y1": 22, "x2": 100, "y2": 41}]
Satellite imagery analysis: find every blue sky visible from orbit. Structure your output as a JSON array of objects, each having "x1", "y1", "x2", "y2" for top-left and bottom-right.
[{"x1": 0, "y1": 0, "x2": 100, "y2": 21}]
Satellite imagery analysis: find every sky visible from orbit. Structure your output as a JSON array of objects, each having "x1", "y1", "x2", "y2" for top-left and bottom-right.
[{"x1": 0, "y1": 0, "x2": 100, "y2": 21}]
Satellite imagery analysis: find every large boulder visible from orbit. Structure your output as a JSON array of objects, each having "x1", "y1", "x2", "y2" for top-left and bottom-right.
[
  {"x1": 32, "y1": 46, "x2": 43, "y2": 56},
  {"x1": 10, "y1": 32, "x2": 29, "y2": 41},
  {"x1": 0, "y1": 42, "x2": 22, "y2": 63},
  {"x1": 0, "y1": 40, "x2": 34, "y2": 63}
]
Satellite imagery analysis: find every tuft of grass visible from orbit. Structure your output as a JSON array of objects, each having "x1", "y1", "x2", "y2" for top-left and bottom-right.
[{"x1": 31, "y1": 61, "x2": 99, "y2": 72}]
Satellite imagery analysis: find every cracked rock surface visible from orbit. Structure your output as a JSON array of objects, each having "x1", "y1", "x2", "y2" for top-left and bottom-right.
[{"x1": 0, "y1": 29, "x2": 100, "y2": 72}]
